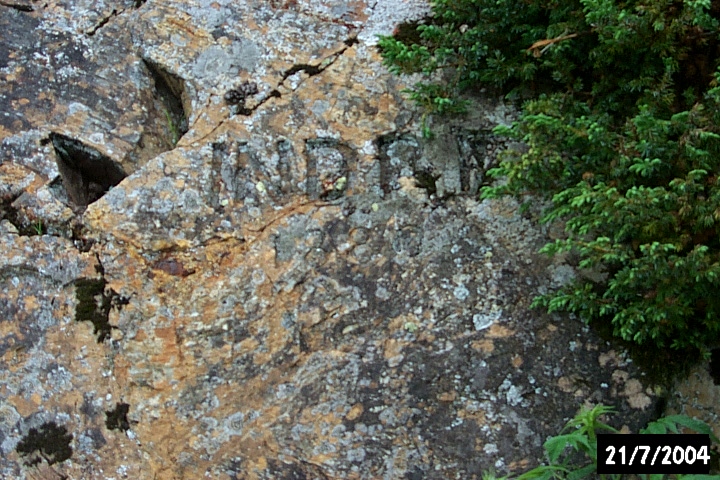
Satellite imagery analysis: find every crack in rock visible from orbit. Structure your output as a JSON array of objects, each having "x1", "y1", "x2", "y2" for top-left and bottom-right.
[
  {"x1": 86, "y1": 8, "x2": 122, "y2": 36},
  {"x1": 0, "y1": 0, "x2": 32, "y2": 12},
  {"x1": 191, "y1": 36, "x2": 358, "y2": 144},
  {"x1": 278, "y1": 35, "x2": 358, "y2": 90}
]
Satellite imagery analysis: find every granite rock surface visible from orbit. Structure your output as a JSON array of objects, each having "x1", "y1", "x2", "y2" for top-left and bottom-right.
[{"x1": 0, "y1": 0, "x2": 693, "y2": 479}]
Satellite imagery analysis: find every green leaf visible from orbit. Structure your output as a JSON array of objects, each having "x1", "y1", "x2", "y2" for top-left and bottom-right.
[
  {"x1": 544, "y1": 434, "x2": 577, "y2": 463},
  {"x1": 677, "y1": 475, "x2": 720, "y2": 480},
  {"x1": 515, "y1": 465, "x2": 568, "y2": 480},
  {"x1": 566, "y1": 463, "x2": 596, "y2": 480},
  {"x1": 379, "y1": 0, "x2": 720, "y2": 357},
  {"x1": 653, "y1": 415, "x2": 720, "y2": 443}
]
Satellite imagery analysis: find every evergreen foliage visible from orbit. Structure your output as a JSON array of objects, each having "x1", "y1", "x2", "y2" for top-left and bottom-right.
[{"x1": 379, "y1": 0, "x2": 720, "y2": 356}]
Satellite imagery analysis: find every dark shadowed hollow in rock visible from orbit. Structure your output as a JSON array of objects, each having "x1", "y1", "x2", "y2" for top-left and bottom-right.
[
  {"x1": 49, "y1": 133, "x2": 127, "y2": 209},
  {"x1": 142, "y1": 59, "x2": 189, "y2": 147}
]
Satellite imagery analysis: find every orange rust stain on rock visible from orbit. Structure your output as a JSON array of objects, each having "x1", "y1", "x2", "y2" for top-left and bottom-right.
[
  {"x1": 459, "y1": 407, "x2": 486, "y2": 425},
  {"x1": 512, "y1": 354, "x2": 523, "y2": 368},
  {"x1": 417, "y1": 331, "x2": 436, "y2": 343},
  {"x1": 346, "y1": 403, "x2": 363, "y2": 421},
  {"x1": 268, "y1": 107, "x2": 295, "y2": 133},
  {"x1": 239, "y1": 337, "x2": 261, "y2": 356},
  {"x1": 0, "y1": 318, "x2": 19, "y2": 342},
  {"x1": 487, "y1": 323, "x2": 514, "y2": 338},
  {"x1": 253, "y1": 350, "x2": 273, "y2": 366},
  {"x1": 152, "y1": 380, "x2": 172, "y2": 392},
  {"x1": 472, "y1": 339, "x2": 494, "y2": 354},
  {"x1": 151, "y1": 326, "x2": 181, "y2": 365},
  {"x1": 557, "y1": 376, "x2": 577, "y2": 393},
  {"x1": 247, "y1": 456, "x2": 267, "y2": 472},
  {"x1": 383, "y1": 338, "x2": 404, "y2": 359},
  {"x1": 623, "y1": 379, "x2": 651, "y2": 409},
  {"x1": 261, "y1": 317, "x2": 294, "y2": 358},
  {"x1": 112, "y1": 355, "x2": 131, "y2": 384},
  {"x1": 134, "y1": 417, "x2": 195, "y2": 478},
  {"x1": 8, "y1": 395, "x2": 36, "y2": 417},
  {"x1": 133, "y1": 328, "x2": 148, "y2": 342},
  {"x1": 387, "y1": 314, "x2": 418, "y2": 332},
  {"x1": 154, "y1": 326, "x2": 176, "y2": 341},
  {"x1": 22, "y1": 295, "x2": 39, "y2": 311},
  {"x1": 0, "y1": 162, "x2": 41, "y2": 190},
  {"x1": 599, "y1": 350, "x2": 622, "y2": 368},
  {"x1": 309, "y1": 453, "x2": 333, "y2": 466},
  {"x1": 438, "y1": 391, "x2": 456, "y2": 402}
]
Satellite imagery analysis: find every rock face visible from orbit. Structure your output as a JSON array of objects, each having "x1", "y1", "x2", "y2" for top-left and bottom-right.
[{"x1": 0, "y1": 1, "x2": 674, "y2": 479}]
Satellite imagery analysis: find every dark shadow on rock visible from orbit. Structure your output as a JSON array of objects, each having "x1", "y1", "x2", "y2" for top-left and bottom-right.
[
  {"x1": 16, "y1": 421, "x2": 73, "y2": 467},
  {"x1": 105, "y1": 403, "x2": 131, "y2": 432},
  {"x1": 142, "y1": 59, "x2": 190, "y2": 147},
  {"x1": 74, "y1": 277, "x2": 128, "y2": 343},
  {"x1": 710, "y1": 348, "x2": 720, "y2": 385},
  {"x1": 50, "y1": 133, "x2": 127, "y2": 209}
]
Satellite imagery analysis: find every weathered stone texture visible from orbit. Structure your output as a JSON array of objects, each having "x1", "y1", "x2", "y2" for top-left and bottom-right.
[{"x1": 1, "y1": 0, "x2": 705, "y2": 479}]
